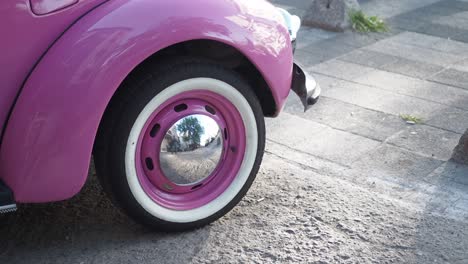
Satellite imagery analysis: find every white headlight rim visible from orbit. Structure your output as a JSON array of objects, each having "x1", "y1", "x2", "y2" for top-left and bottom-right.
[{"x1": 277, "y1": 8, "x2": 302, "y2": 41}]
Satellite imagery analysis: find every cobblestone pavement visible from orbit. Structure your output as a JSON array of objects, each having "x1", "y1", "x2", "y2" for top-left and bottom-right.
[{"x1": 2, "y1": 1, "x2": 468, "y2": 263}]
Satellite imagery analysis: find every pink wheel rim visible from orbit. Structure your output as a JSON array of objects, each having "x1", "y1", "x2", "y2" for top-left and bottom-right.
[{"x1": 135, "y1": 90, "x2": 246, "y2": 210}]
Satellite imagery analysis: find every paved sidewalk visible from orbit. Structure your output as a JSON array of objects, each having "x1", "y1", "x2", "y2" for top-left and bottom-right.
[
  {"x1": 2, "y1": 1, "x2": 468, "y2": 263},
  {"x1": 270, "y1": 0, "x2": 468, "y2": 262}
]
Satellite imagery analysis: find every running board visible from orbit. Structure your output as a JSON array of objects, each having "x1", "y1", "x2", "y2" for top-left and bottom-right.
[
  {"x1": 0, "y1": 179, "x2": 16, "y2": 214},
  {"x1": 0, "y1": 204, "x2": 17, "y2": 213}
]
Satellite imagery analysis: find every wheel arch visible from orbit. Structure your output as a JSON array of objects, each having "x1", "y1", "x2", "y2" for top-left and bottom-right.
[
  {"x1": 0, "y1": 0, "x2": 293, "y2": 202},
  {"x1": 111, "y1": 39, "x2": 278, "y2": 117}
]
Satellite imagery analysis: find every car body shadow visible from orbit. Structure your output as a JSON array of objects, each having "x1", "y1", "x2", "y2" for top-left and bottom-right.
[{"x1": 0, "y1": 170, "x2": 211, "y2": 264}]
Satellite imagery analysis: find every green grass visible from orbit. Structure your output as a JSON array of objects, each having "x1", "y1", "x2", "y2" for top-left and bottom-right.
[
  {"x1": 349, "y1": 10, "x2": 388, "y2": 33},
  {"x1": 400, "y1": 114, "x2": 423, "y2": 124}
]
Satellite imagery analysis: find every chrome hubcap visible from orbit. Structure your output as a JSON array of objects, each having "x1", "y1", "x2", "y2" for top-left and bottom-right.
[{"x1": 159, "y1": 114, "x2": 224, "y2": 186}]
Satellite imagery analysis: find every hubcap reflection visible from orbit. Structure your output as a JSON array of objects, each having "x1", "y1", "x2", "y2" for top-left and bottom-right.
[{"x1": 160, "y1": 114, "x2": 224, "y2": 186}]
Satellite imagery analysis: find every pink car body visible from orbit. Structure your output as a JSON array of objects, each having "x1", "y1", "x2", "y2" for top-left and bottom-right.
[
  {"x1": 0, "y1": 0, "x2": 306, "y2": 204},
  {"x1": 0, "y1": 0, "x2": 320, "y2": 220}
]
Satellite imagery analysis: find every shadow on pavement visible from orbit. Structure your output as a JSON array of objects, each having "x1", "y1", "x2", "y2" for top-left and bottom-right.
[
  {"x1": 414, "y1": 160, "x2": 468, "y2": 263},
  {"x1": 0, "y1": 171, "x2": 211, "y2": 264}
]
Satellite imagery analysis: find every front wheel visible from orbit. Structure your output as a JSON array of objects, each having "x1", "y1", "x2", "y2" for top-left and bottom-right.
[{"x1": 94, "y1": 61, "x2": 265, "y2": 231}]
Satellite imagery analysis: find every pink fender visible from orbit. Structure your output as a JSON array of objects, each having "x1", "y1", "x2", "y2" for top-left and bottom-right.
[{"x1": 0, "y1": 0, "x2": 294, "y2": 203}]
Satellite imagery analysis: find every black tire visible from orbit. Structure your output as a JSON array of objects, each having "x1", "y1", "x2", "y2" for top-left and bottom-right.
[{"x1": 94, "y1": 59, "x2": 265, "y2": 231}]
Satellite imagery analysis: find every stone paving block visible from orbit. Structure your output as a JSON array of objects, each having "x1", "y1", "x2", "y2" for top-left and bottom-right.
[
  {"x1": 454, "y1": 173, "x2": 468, "y2": 186},
  {"x1": 451, "y1": 29, "x2": 468, "y2": 43},
  {"x1": 298, "y1": 27, "x2": 339, "y2": 40},
  {"x1": 416, "y1": 0, "x2": 468, "y2": 14},
  {"x1": 413, "y1": 2, "x2": 461, "y2": 16},
  {"x1": 311, "y1": 72, "x2": 344, "y2": 91},
  {"x1": 424, "y1": 161, "x2": 468, "y2": 185},
  {"x1": 427, "y1": 161, "x2": 468, "y2": 188},
  {"x1": 429, "y1": 68, "x2": 468, "y2": 90},
  {"x1": 451, "y1": 58, "x2": 468, "y2": 72},
  {"x1": 404, "y1": 161, "x2": 468, "y2": 220},
  {"x1": 379, "y1": 57, "x2": 444, "y2": 79},
  {"x1": 265, "y1": 139, "x2": 348, "y2": 176},
  {"x1": 453, "y1": 198, "x2": 468, "y2": 212},
  {"x1": 347, "y1": 144, "x2": 444, "y2": 185},
  {"x1": 426, "y1": 107, "x2": 468, "y2": 134},
  {"x1": 441, "y1": 184, "x2": 468, "y2": 217},
  {"x1": 434, "y1": 13, "x2": 468, "y2": 30},
  {"x1": 387, "y1": 17, "x2": 427, "y2": 32},
  {"x1": 309, "y1": 60, "x2": 374, "y2": 81},
  {"x1": 302, "y1": 37, "x2": 358, "y2": 52},
  {"x1": 338, "y1": 49, "x2": 398, "y2": 68},
  {"x1": 393, "y1": 11, "x2": 439, "y2": 24},
  {"x1": 365, "y1": 40, "x2": 461, "y2": 66},
  {"x1": 413, "y1": 23, "x2": 464, "y2": 39},
  {"x1": 360, "y1": 0, "x2": 440, "y2": 19},
  {"x1": 386, "y1": 31, "x2": 441, "y2": 48},
  {"x1": 266, "y1": 113, "x2": 381, "y2": 166},
  {"x1": 298, "y1": 38, "x2": 356, "y2": 65},
  {"x1": 431, "y1": 38, "x2": 468, "y2": 54},
  {"x1": 384, "y1": 31, "x2": 468, "y2": 54},
  {"x1": 330, "y1": 31, "x2": 393, "y2": 48},
  {"x1": 295, "y1": 35, "x2": 328, "y2": 50},
  {"x1": 435, "y1": 0, "x2": 468, "y2": 10},
  {"x1": 386, "y1": 125, "x2": 461, "y2": 160},
  {"x1": 324, "y1": 82, "x2": 468, "y2": 134},
  {"x1": 284, "y1": 95, "x2": 407, "y2": 141},
  {"x1": 423, "y1": 160, "x2": 468, "y2": 189},
  {"x1": 354, "y1": 69, "x2": 468, "y2": 110},
  {"x1": 322, "y1": 80, "x2": 446, "y2": 119},
  {"x1": 294, "y1": 49, "x2": 327, "y2": 67}
]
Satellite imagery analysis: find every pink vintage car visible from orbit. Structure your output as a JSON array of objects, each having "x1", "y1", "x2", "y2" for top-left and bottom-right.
[{"x1": 0, "y1": 0, "x2": 320, "y2": 230}]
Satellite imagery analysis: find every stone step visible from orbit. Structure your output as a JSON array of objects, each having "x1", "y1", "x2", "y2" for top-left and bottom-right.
[
  {"x1": 321, "y1": 79, "x2": 468, "y2": 133},
  {"x1": 284, "y1": 94, "x2": 407, "y2": 142},
  {"x1": 266, "y1": 112, "x2": 381, "y2": 166}
]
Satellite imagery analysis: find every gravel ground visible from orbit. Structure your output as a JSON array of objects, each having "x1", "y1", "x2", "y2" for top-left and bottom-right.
[{"x1": 1, "y1": 150, "x2": 468, "y2": 263}]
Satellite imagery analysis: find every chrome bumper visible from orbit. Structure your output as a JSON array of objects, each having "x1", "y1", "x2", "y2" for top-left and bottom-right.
[
  {"x1": 278, "y1": 8, "x2": 320, "y2": 112},
  {"x1": 291, "y1": 63, "x2": 321, "y2": 112}
]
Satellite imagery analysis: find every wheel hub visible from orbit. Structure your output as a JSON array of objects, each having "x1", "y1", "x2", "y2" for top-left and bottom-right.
[
  {"x1": 136, "y1": 90, "x2": 246, "y2": 210},
  {"x1": 159, "y1": 114, "x2": 224, "y2": 187}
]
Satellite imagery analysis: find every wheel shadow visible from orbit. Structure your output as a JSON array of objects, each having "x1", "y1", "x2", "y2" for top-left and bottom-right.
[{"x1": 0, "y1": 171, "x2": 211, "y2": 264}]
